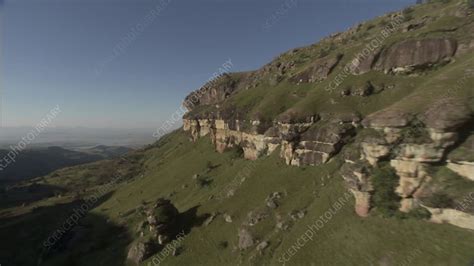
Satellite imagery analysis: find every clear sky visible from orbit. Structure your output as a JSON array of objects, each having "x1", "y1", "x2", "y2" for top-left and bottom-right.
[{"x1": 1, "y1": 0, "x2": 412, "y2": 129}]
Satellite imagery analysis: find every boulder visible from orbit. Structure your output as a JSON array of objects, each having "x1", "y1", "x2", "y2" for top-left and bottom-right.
[
  {"x1": 127, "y1": 240, "x2": 155, "y2": 265},
  {"x1": 351, "y1": 189, "x2": 371, "y2": 217},
  {"x1": 290, "y1": 54, "x2": 343, "y2": 83},
  {"x1": 223, "y1": 213, "x2": 233, "y2": 223},
  {"x1": 350, "y1": 49, "x2": 381, "y2": 75},
  {"x1": 362, "y1": 109, "x2": 412, "y2": 128},
  {"x1": 351, "y1": 82, "x2": 375, "y2": 97},
  {"x1": 256, "y1": 241, "x2": 269, "y2": 252},
  {"x1": 423, "y1": 98, "x2": 472, "y2": 131},
  {"x1": 374, "y1": 38, "x2": 457, "y2": 73},
  {"x1": 146, "y1": 198, "x2": 179, "y2": 235}
]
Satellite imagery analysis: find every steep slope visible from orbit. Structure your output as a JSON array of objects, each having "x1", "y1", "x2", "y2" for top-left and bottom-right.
[
  {"x1": 182, "y1": 0, "x2": 474, "y2": 229},
  {"x1": 1, "y1": 1, "x2": 474, "y2": 266}
]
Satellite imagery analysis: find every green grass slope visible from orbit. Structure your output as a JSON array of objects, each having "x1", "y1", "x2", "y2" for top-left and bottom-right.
[{"x1": 1, "y1": 130, "x2": 473, "y2": 265}]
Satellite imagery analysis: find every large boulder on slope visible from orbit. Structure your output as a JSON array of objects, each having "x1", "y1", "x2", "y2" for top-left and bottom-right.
[{"x1": 374, "y1": 38, "x2": 457, "y2": 73}]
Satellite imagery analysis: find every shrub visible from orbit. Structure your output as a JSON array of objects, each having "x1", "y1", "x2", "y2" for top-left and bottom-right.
[
  {"x1": 371, "y1": 165, "x2": 401, "y2": 217},
  {"x1": 469, "y1": 0, "x2": 474, "y2": 8},
  {"x1": 406, "y1": 207, "x2": 432, "y2": 220},
  {"x1": 424, "y1": 192, "x2": 455, "y2": 208},
  {"x1": 218, "y1": 241, "x2": 228, "y2": 249},
  {"x1": 196, "y1": 176, "x2": 213, "y2": 188}
]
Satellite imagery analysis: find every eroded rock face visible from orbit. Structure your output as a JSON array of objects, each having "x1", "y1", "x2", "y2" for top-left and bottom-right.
[
  {"x1": 290, "y1": 54, "x2": 343, "y2": 83},
  {"x1": 362, "y1": 109, "x2": 413, "y2": 128},
  {"x1": 184, "y1": 114, "x2": 356, "y2": 166},
  {"x1": 425, "y1": 207, "x2": 474, "y2": 230},
  {"x1": 447, "y1": 161, "x2": 474, "y2": 181},
  {"x1": 183, "y1": 74, "x2": 238, "y2": 111},
  {"x1": 374, "y1": 38, "x2": 457, "y2": 73},
  {"x1": 347, "y1": 97, "x2": 474, "y2": 218},
  {"x1": 350, "y1": 49, "x2": 381, "y2": 75},
  {"x1": 290, "y1": 122, "x2": 356, "y2": 166},
  {"x1": 361, "y1": 137, "x2": 391, "y2": 166},
  {"x1": 340, "y1": 162, "x2": 372, "y2": 216},
  {"x1": 423, "y1": 98, "x2": 473, "y2": 131}
]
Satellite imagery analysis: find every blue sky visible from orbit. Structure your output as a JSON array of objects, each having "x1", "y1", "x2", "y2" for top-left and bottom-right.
[{"x1": 1, "y1": 0, "x2": 412, "y2": 129}]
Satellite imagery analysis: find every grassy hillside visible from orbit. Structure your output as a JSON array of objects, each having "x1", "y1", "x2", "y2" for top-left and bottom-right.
[
  {"x1": 1, "y1": 130, "x2": 473, "y2": 265},
  {"x1": 2, "y1": 1, "x2": 474, "y2": 265}
]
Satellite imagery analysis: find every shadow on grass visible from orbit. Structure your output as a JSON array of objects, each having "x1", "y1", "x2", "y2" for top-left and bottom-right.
[
  {"x1": 0, "y1": 192, "x2": 133, "y2": 266},
  {"x1": 177, "y1": 205, "x2": 210, "y2": 237},
  {"x1": 0, "y1": 183, "x2": 67, "y2": 210}
]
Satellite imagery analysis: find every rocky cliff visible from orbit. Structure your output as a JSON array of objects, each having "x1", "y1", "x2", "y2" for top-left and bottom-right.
[{"x1": 182, "y1": 0, "x2": 474, "y2": 230}]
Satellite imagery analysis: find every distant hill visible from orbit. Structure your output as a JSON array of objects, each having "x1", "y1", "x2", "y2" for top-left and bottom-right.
[
  {"x1": 2, "y1": 1, "x2": 474, "y2": 265},
  {"x1": 0, "y1": 146, "x2": 132, "y2": 182}
]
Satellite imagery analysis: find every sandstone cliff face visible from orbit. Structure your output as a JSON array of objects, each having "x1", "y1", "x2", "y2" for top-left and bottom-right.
[
  {"x1": 290, "y1": 54, "x2": 343, "y2": 84},
  {"x1": 424, "y1": 207, "x2": 474, "y2": 230},
  {"x1": 183, "y1": 113, "x2": 358, "y2": 166},
  {"x1": 374, "y1": 38, "x2": 457, "y2": 74},
  {"x1": 347, "y1": 98, "x2": 474, "y2": 226},
  {"x1": 181, "y1": 20, "x2": 474, "y2": 230},
  {"x1": 183, "y1": 74, "x2": 239, "y2": 110},
  {"x1": 351, "y1": 38, "x2": 458, "y2": 75}
]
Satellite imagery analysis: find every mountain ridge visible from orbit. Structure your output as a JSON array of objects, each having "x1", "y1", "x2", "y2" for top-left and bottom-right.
[{"x1": 2, "y1": 1, "x2": 474, "y2": 265}]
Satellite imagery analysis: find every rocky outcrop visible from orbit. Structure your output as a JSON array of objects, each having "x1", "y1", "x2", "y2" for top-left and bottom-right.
[
  {"x1": 350, "y1": 49, "x2": 381, "y2": 75},
  {"x1": 183, "y1": 74, "x2": 239, "y2": 111},
  {"x1": 425, "y1": 207, "x2": 474, "y2": 230},
  {"x1": 127, "y1": 239, "x2": 156, "y2": 265},
  {"x1": 184, "y1": 113, "x2": 357, "y2": 166},
  {"x1": 362, "y1": 109, "x2": 413, "y2": 129},
  {"x1": 340, "y1": 162, "x2": 372, "y2": 217},
  {"x1": 127, "y1": 198, "x2": 181, "y2": 264},
  {"x1": 290, "y1": 54, "x2": 343, "y2": 83},
  {"x1": 347, "y1": 98, "x2": 474, "y2": 218},
  {"x1": 374, "y1": 38, "x2": 457, "y2": 74},
  {"x1": 447, "y1": 161, "x2": 474, "y2": 181},
  {"x1": 288, "y1": 121, "x2": 356, "y2": 166},
  {"x1": 238, "y1": 228, "x2": 255, "y2": 250},
  {"x1": 423, "y1": 98, "x2": 472, "y2": 131},
  {"x1": 146, "y1": 198, "x2": 179, "y2": 236}
]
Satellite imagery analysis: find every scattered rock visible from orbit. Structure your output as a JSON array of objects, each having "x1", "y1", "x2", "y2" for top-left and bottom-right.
[
  {"x1": 204, "y1": 213, "x2": 216, "y2": 226},
  {"x1": 246, "y1": 209, "x2": 270, "y2": 226},
  {"x1": 238, "y1": 228, "x2": 254, "y2": 250},
  {"x1": 223, "y1": 213, "x2": 233, "y2": 223},
  {"x1": 351, "y1": 82, "x2": 374, "y2": 97},
  {"x1": 158, "y1": 234, "x2": 169, "y2": 245},
  {"x1": 276, "y1": 221, "x2": 290, "y2": 231},
  {"x1": 145, "y1": 198, "x2": 180, "y2": 241},
  {"x1": 265, "y1": 192, "x2": 282, "y2": 209},
  {"x1": 289, "y1": 210, "x2": 306, "y2": 220},
  {"x1": 136, "y1": 221, "x2": 147, "y2": 233},
  {"x1": 256, "y1": 241, "x2": 269, "y2": 252},
  {"x1": 127, "y1": 240, "x2": 156, "y2": 265}
]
